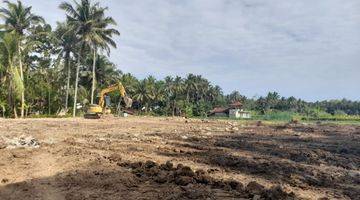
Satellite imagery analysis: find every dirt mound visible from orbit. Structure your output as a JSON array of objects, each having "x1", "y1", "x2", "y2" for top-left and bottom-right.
[{"x1": 119, "y1": 160, "x2": 297, "y2": 200}]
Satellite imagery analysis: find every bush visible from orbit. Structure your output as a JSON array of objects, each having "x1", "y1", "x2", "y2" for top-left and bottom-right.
[
  {"x1": 193, "y1": 100, "x2": 210, "y2": 117},
  {"x1": 302, "y1": 114, "x2": 360, "y2": 122},
  {"x1": 183, "y1": 102, "x2": 193, "y2": 118},
  {"x1": 254, "y1": 111, "x2": 298, "y2": 121}
]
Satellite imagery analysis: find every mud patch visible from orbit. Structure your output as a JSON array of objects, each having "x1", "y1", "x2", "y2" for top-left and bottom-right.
[{"x1": 119, "y1": 160, "x2": 297, "y2": 200}]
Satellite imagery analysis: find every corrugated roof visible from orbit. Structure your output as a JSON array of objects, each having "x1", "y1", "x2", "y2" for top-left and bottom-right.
[
  {"x1": 229, "y1": 101, "x2": 242, "y2": 107},
  {"x1": 209, "y1": 107, "x2": 229, "y2": 114}
]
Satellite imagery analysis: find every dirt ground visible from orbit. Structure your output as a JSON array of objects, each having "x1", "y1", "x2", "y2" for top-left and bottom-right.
[{"x1": 0, "y1": 117, "x2": 359, "y2": 200}]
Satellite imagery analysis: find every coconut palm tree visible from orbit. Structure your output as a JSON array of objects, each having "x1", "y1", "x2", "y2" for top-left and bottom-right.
[
  {"x1": 163, "y1": 76, "x2": 174, "y2": 114},
  {"x1": 60, "y1": 0, "x2": 99, "y2": 116},
  {"x1": 0, "y1": 32, "x2": 24, "y2": 118},
  {"x1": 120, "y1": 73, "x2": 138, "y2": 96},
  {"x1": 154, "y1": 80, "x2": 165, "y2": 105},
  {"x1": 184, "y1": 74, "x2": 198, "y2": 103},
  {"x1": 0, "y1": 0, "x2": 44, "y2": 118},
  {"x1": 265, "y1": 92, "x2": 280, "y2": 110},
  {"x1": 83, "y1": 54, "x2": 121, "y2": 88},
  {"x1": 207, "y1": 85, "x2": 223, "y2": 105},
  {"x1": 227, "y1": 91, "x2": 246, "y2": 103},
  {"x1": 0, "y1": 33, "x2": 6, "y2": 117},
  {"x1": 54, "y1": 22, "x2": 77, "y2": 111},
  {"x1": 171, "y1": 76, "x2": 184, "y2": 116},
  {"x1": 0, "y1": 100, "x2": 6, "y2": 117},
  {"x1": 89, "y1": 12, "x2": 119, "y2": 105},
  {"x1": 133, "y1": 76, "x2": 156, "y2": 112},
  {"x1": 60, "y1": 0, "x2": 119, "y2": 116}
]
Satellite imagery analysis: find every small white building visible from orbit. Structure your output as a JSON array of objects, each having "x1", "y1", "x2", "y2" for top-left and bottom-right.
[
  {"x1": 209, "y1": 101, "x2": 251, "y2": 119},
  {"x1": 229, "y1": 109, "x2": 240, "y2": 118},
  {"x1": 229, "y1": 109, "x2": 251, "y2": 119}
]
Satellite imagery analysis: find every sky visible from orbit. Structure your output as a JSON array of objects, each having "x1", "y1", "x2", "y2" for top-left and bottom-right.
[{"x1": 12, "y1": 0, "x2": 360, "y2": 101}]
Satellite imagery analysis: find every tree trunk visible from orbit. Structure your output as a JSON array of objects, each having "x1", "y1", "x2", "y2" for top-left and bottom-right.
[
  {"x1": 91, "y1": 48, "x2": 97, "y2": 104},
  {"x1": 13, "y1": 107, "x2": 18, "y2": 118},
  {"x1": 8, "y1": 80, "x2": 13, "y2": 117},
  {"x1": 18, "y1": 42, "x2": 25, "y2": 118},
  {"x1": 48, "y1": 89, "x2": 51, "y2": 115},
  {"x1": 72, "y1": 54, "x2": 81, "y2": 117},
  {"x1": 172, "y1": 100, "x2": 175, "y2": 116},
  {"x1": 29, "y1": 104, "x2": 32, "y2": 116},
  {"x1": 65, "y1": 51, "x2": 71, "y2": 110},
  {"x1": 186, "y1": 90, "x2": 190, "y2": 102}
]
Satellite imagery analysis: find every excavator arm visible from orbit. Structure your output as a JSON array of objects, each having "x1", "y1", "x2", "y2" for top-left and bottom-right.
[
  {"x1": 98, "y1": 82, "x2": 127, "y2": 108},
  {"x1": 85, "y1": 81, "x2": 132, "y2": 119}
]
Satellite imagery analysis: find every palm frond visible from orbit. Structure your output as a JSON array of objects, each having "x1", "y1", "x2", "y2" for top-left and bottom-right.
[{"x1": 59, "y1": 2, "x2": 80, "y2": 19}]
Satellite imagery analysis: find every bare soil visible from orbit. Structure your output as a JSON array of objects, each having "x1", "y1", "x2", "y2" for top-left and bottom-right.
[{"x1": 0, "y1": 117, "x2": 359, "y2": 200}]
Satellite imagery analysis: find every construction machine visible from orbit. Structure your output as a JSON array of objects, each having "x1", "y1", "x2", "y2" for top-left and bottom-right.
[{"x1": 84, "y1": 82, "x2": 132, "y2": 119}]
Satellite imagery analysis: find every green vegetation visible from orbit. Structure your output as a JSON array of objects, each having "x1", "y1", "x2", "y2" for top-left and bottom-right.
[
  {"x1": 0, "y1": 0, "x2": 359, "y2": 120},
  {"x1": 252, "y1": 111, "x2": 299, "y2": 121},
  {"x1": 250, "y1": 111, "x2": 360, "y2": 123}
]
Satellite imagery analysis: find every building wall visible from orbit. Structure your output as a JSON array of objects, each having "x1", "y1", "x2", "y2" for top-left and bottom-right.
[
  {"x1": 229, "y1": 109, "x2": 240, "y2": 118},
  {"x1": 214, "y1": 113, "x2": 228, "y2": 117},
  {"x1": 211, "y1": 109, "x2": 251, "y2": 119},
  {"x1": 239, "y1": 112, "x2": 251, "y2": 119}
]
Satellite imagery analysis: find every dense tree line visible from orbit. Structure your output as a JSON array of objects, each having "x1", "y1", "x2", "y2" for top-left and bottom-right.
[
  {"x1": 241, "y1": 92, "x2": 360, "y2": 117},
  {"x1": 0, "y1": 0, "x2": 359, "y2": 118}
]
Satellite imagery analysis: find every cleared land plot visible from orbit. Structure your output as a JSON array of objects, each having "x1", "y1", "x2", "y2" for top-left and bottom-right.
[{"x1": 0, "y1": 117, "x2": 359, "y2": 200}]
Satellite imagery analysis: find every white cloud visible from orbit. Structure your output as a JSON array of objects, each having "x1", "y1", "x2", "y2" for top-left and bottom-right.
[{"x1": 17, "y1": 0, "x2": 360, "y2": 100}]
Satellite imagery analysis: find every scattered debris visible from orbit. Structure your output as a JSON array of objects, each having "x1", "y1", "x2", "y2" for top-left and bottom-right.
[
  {"x1": 181, "y1": 135, "x2": 188, "y2": 140},
  {"x1": 4, "y1": 136, "x2": 40, "y2": 149}
]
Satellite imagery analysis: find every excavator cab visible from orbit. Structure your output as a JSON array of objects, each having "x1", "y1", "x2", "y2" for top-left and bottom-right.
[{"x1": 84, "y1": 82, "x2": 132, "y2": 119}]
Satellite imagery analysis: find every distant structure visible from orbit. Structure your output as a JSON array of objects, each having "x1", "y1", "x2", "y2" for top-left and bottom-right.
[{"x1": 209, "y1": 101, "x2": 251, "y2": 119}]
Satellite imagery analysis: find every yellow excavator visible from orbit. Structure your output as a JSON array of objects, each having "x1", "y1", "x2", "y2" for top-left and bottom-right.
[{"x1": 84, "y1": 82, "x2": 132, "y2": 119}]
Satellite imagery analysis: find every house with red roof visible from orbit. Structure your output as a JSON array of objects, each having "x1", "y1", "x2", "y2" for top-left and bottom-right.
[{"x1": 209, "y1": 101, "x2": 251, "y2": 119}]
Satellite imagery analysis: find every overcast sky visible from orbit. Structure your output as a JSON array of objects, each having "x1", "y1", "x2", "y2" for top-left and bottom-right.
[{"x1": 16, "y1": 0, "x2": 360, "y2": 101}]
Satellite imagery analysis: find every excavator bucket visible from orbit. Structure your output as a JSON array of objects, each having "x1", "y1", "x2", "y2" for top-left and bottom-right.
[{"x1": 123, "y1": 96, "x2": 133, "y2": 108}]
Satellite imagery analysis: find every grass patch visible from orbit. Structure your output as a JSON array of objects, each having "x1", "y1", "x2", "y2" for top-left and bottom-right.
[{"x1": 252, "y1": 111, "x2": 298, "y2": 121}]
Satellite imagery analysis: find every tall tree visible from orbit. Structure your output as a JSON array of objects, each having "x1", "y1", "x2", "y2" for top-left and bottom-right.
[
  {"x1": 83, "y1": 54, "x2": 122, "y2": 89},
  {"x1": 89, "y1": 9, "x2": 119, "y2": 105},
  {"x1": 171, "y1": 76, "x2": 184, "y2": 116},
  {"x1": 54, "y1": 22, "x2": 77, "y2": 111},
  {"x1": 227, "y1": 91, "x2": 246, "y2": 103},
  {"x1": 133, "y1": 76, "x2": 156, "y2": 112},
  {"x1": 0, "y1": 32, "x2": 23, "y2": 117},
  {"x1": 60, "y1": 0, "x2": 110, "y2": 116},
  {"x1": 60, "y1": 0, "x2": 120, "y2": 116},
  {"x1": 265, "y1": 92, "x2": 280, "y2": 110},
  {"x1": 120, "y1": 73, "x2": 138, "y2": 96},
  {"x1": 0, "y1": 0, "x2": 44, "y2": 117}
]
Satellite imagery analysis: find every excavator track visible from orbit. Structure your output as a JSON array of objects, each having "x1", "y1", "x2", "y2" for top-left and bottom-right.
[{"x1": 84, "y1": 113, "x2": 101, "y2": 119}]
